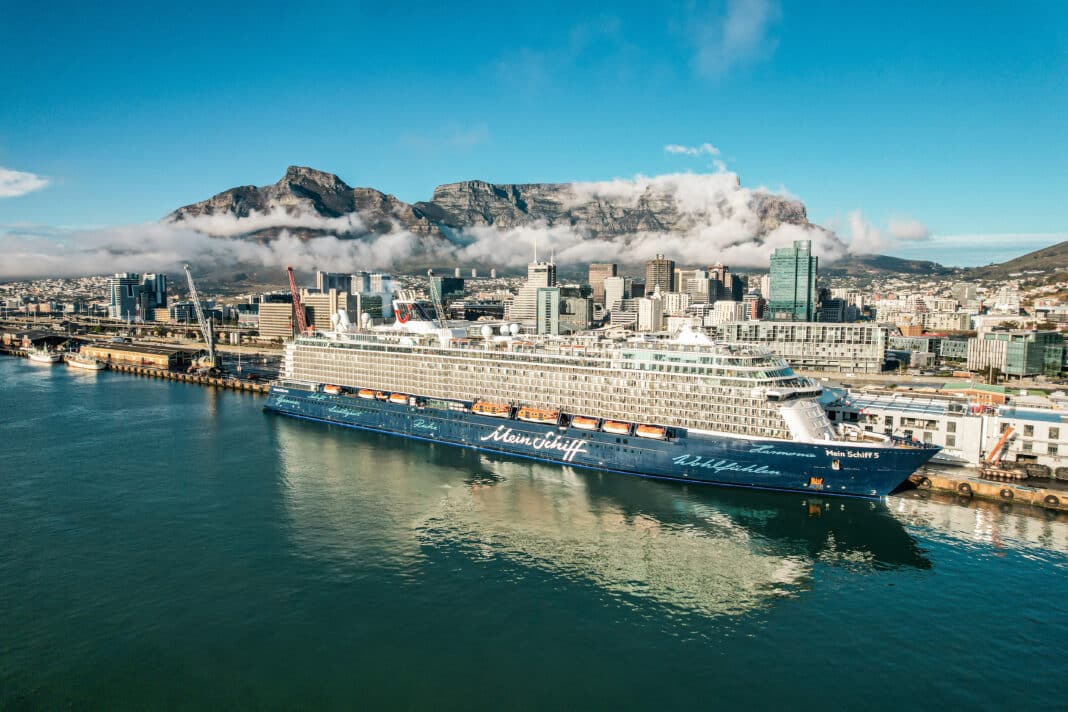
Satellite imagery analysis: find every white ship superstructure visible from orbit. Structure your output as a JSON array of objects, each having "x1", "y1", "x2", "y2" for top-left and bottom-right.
[{"x1": 281, "y1": 301, "x2": 849, "y2": 444}]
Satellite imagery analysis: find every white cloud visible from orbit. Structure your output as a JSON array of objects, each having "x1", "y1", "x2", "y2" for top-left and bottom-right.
[
  {"x1": 0, "y1": 221, "x2": 428, "y2": 280},
  {"x1": 841, "y1": 210, "x2": 888, "y2": 255},
  {"x1": 664, "y1": 143, "x2": 721, "y2": 157},
  {"x1": 169, "y1": 207, "x2": 367, "y2": 238},
  {"x1": 692, "y1": 0, "x2": 781, "y2": 79},
  {"x1": 0, "y1": 167, "x2": 49, "y2": 198},
  {"x1": 833, "y1": 212, "x2": 933, "y2": 254},
  {"x1": 1, "y1": 169, "x2": 851, "y2": 278},
  {"x1": 886, "y1": 216, "x2": 931, "y2": 241}
]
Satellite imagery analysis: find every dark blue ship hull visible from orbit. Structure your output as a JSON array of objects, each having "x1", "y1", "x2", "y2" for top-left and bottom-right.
[{"x1": 264, "y1": 386, "x2": 937, "y2": 498}]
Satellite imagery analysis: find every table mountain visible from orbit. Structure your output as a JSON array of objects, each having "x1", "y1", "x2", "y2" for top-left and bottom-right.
[{"x1": 166, "y1": 166, "x2": 814, "y2": 245}]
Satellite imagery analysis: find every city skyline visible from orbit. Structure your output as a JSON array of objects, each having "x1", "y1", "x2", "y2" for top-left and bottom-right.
[{"x1": 1, "y1": 1, "x2": 1066, "y2": 275}]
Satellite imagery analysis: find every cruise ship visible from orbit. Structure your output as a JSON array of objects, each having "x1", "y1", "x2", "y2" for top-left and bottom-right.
[{"x1": 265, "y1": 299, "x2": 939, "y2": 497}]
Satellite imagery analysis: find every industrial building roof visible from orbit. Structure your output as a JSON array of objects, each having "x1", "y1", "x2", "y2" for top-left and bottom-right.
[
  {"x1": 841, "y1": 393, "x2": 971, "y2": 417},
  {"x1": 998, "y1": 407, "x2": 1067, "y2": 424},
  {"x1": 940, "y1": 383, "x2": 1007, "y2": 394},
  {"x1": 84, "y1": 343, "x2": 201, "y2": 356}
]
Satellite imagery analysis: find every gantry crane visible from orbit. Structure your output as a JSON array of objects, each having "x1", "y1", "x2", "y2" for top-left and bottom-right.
[{"x1": 183, "y1": 264, "x2": 217, "y2": 372}]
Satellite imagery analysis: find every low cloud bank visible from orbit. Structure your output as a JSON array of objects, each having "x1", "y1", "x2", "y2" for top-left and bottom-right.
[{"x1": 2, "y1": 170, "x2": 925, "y2": 279}]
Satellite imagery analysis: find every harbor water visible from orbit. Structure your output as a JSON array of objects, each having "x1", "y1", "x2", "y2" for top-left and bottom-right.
[{"x1": 2, "y1": 359, "x2": 1067, "y2": 709}]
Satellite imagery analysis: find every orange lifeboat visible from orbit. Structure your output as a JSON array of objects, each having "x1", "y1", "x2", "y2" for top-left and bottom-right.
[
  {"x1": 571, "y1": 416, "x2": 599, "y2": 431},
  {"x1": 472, "y1": 401, "x2": 511, "y2": 418},
  {"x1": 322, "y1": 384, "x2": 341, "y2": 395},
  {"x1": 635, "y1": 424, "x2": 667, "y2": 440},
  {"x1": 602, "y1": 421, "x2": 630, "y2": 435},
  {"x1": 389, "y1": 393, "x2": 409, "y2": 405},
  {"x1": 375, "y1": 391, "x2": 389, "y2": 401},
  {"x1": 358, "y1": 389, "x2": 375, "y2": 399},
  {"x1": 517, "y1": 407, "x2": 559, "y2": 424}
]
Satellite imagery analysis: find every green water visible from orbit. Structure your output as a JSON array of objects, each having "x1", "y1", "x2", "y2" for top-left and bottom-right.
[{"x1": 2, "y1": 359, "x2": 1066, "y2": 710}]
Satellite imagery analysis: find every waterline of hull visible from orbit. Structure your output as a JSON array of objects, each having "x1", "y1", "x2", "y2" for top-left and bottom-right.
[{"x1": 264, "y1": 387, "x2": 937, "y2": 498}]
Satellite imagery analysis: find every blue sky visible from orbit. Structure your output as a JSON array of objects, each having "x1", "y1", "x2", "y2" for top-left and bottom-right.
[{"x1": 1, "y1": 0, "x2": 1066, "y2": 267}]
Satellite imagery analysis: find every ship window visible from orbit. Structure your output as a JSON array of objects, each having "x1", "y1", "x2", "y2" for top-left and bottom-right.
[{"x1": 831, "y1": 459, "x2": 840, "y2": 470}]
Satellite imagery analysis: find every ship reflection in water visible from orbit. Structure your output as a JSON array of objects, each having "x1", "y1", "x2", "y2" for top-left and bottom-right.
[{"x1": 272, "y1": 418, "x2": 930, "y2": 618}]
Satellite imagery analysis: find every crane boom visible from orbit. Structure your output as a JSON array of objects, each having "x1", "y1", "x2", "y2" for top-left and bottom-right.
[
  {"x1": 183, "y1": 264, "x2": 216, "y2": 368},
  {"x1": 287, "y1": 266, "x2": 309, "y2": 335},
  {"x1": 987, "y1": 425, "x2": 1015, "y2": 465},
  {"x1": 426, "y1": 269, "x2": 448, "y2": 329}
]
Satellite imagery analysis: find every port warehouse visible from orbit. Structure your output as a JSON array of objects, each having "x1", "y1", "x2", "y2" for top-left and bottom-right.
[
  {"x1": 823, "y1": 386, "x2": 1068, "y2": 478},
  {"x1": 80, "y1": 343, "x2": 203, "y2": 370}
]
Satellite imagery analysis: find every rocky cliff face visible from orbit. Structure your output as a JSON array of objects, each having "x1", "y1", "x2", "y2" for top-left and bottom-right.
[
  {"x1": 167, "y1": 166, "x2": 814, "y2": 247},
  {"x1": 167, "y1": 166, "x2": 444, "y2": 239},
  {"x1": 421, "y1": 178, "x2": 809, "y2": 238}
]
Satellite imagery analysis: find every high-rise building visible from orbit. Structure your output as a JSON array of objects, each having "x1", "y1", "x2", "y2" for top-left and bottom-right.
[
  {"x1": 603, "y1": 276, "x2": 632, "y2": 312},
  {"x1": 645, "y1": 254, "x2": 675, "y2": 294},
  {"x1": 588, "y1": 263, "x2": 617, "y2": 305},
  {"x1": 559, "y1": 296, "x2": 592, "y2": 333},
  {"x1": 370, "y1": 273, "x2": 393, "y2": 294},
  {"x1": 742, "y1": 291, "x2": 766, "y2": 320},
  {"x1": 708, "y1": 263, "x2": 728, "y2": 299},
  {"x1": 368, "y1": 273, "x2": 394, "y2": 318},
  {"x1": 316, "y1": 271, "x2": 354, "y2": 293},
  {"x1": 767, "y1": 240, "x2": 818, "y2": 322},
  {"x1": 454, "y1": 267, "x2": 462, "y2": 278},
  {"x1": 490, "y1": 268, "x2": 498, "y2": 279},
  {"x1": 710, "y1": 300, "x2": 747, "y2": 325},
  {"x1": 637, "y1": 292, "x2": 664, "y2": 332},
  {"x1": 429, "y1": 276, "x2": 465, "y2": 305},
  {"x1": 662, "y1": 291, "x2": 691, "y2": 316},
  {"x1": 351, "y1": 271, "x2": 372, "y2": 294},
  {"x1": 535, "y1": 287, "x2": 561, "y2": 335},
  {"x1": 258, "y1": 293, "x2": 298, "y2": 341},
  {"x1": 107, "y1": 273, "x2": 139, "y2": 320},
  {"x1": 677, "y1": 269, "x2": 713, "y2": 304},
  {"x1": 300, "y1": 288, "x2": 360, "y2": 331},
  {"x1": 139, "y1": 273, "x2": 168, "y2": 321},
  {"x1": 507, "y1": 260, "x2": 557, "y2": 326},
  {"x1": 707, "y1": 264, "x2": 746, "y2": 301}
]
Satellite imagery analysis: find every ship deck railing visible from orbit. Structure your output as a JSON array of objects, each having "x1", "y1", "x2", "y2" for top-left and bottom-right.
[{"x1": 300, "y1": 330, "x2": 789, "y2": 366}]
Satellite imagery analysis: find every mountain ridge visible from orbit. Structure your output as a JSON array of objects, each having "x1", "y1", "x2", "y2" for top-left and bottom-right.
[
  {"x1": 167, "y1": 166, "x2": 1053, "y2": 277},
  {"x1": 166, "y1": 165, "x2": 815, "y2": 249}
]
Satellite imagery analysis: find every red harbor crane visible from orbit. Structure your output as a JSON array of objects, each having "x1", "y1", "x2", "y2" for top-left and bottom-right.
[{"x1": 287, "y1": 266, "x2": 310, "y2": 335}]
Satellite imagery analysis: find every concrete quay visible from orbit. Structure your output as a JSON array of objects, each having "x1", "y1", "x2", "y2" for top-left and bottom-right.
[
  {"x1": 908, "y1": 468, "x2": 1068, "y2": 511},
  {"x1": 106, "y1": 363, "x2": 270, "y2": 394},
  {"x1": 2, "y1": 347, "x2": 269, "y2": 394}
]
